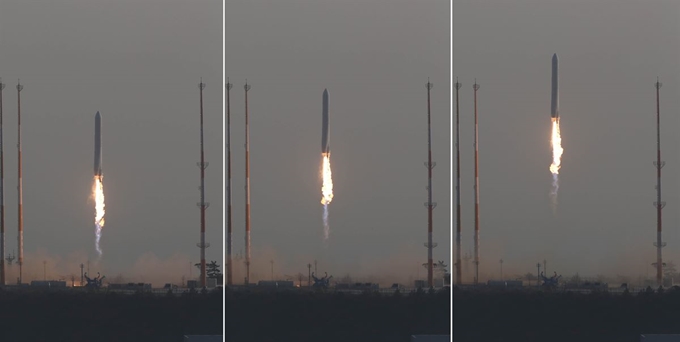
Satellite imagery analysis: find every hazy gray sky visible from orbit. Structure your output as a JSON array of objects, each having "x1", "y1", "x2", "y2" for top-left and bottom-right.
[
  {"x1": 454, "y1": 0, "x2": 680, "y2": 280},
  {"x1": 226, "y1": 0, "x2": 450, "y2": 283},
  {"x1": 0, "y1": 0, "x2": 222, "y2": 284}
]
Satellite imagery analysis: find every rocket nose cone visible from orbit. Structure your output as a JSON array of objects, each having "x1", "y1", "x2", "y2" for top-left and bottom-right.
[
  {"x1": 95, "y1": 111, "x2": 101, "y2": 118},
  {"x1": 552, "y1": 53, "x2": 558, "y2": 61},
  {"x1": 323, "y1": 89, "x2": 328, "y2": 95}
]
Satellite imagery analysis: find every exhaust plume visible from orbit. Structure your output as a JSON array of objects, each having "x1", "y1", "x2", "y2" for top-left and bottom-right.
[
  {"x1": 321, "y1": 153, "x2": 334, "y2": 240},
  {"x1": 93, "y1": 176, "x2": 105, "y2": 256},
  {"x1": 549, "y1": 118, "x2": 563, "y2": 213}
]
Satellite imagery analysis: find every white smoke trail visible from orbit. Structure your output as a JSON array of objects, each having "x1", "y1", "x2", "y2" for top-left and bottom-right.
[
  {"x1": 94, "y1": 176, "x2": 106, "y2": 256},
  {"x1": 323, "y1": 204, "x2": 330, "y2": 240},
  {"x1": 95, "y1": 223, "x2": 103, "y2": 256},
  {"x1": 550, "y1": 174, "x2": 559, "y2": 213}
]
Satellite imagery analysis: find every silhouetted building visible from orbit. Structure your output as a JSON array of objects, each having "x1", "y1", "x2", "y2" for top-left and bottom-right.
[
  {"x1": 257, "y1": 280, "x2": 295, "y2": 288},
  {"x1": 30, "y1": 280, "x2": 66, "y2": 287},
  {"x1": 411, "y1": 335, "x2": 450, "y2": 342},
  {"x1": 640, "y1": 334, "x2": 680, "y2": 342},
  {"x1": 183, "y1": 335, "x2": 222, "y2": 342}
]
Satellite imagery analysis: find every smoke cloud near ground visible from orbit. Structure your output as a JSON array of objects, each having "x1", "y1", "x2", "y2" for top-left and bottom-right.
[
  {"x1": 452, "y1": 229, "x2": 680, "y2": 285},
  {"x1": 5, "y1": 249, "x2": 200, "y2": 286},
  {"x1": 13, "y1": 247, "x2": 452, "y2": 288},
  {"x1": 233, "y1": 245, "x2": 449, "y2": 287}
]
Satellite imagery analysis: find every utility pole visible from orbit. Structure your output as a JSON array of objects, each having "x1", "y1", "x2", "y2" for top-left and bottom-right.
[
  {"x1": 196, "y1": 79, "x2": 210, "y2": 288},
  {"x1": 454, "y1": 78, "x2": 462, "y2": 285},
  {"x1": 16, "y1": 80, "x2": 23, "y2": 285},
  {"x1": 244, "y1": 81, "x2": 252, "y2": 285},
  {"x1": 544, "y1": 259, "x2": 547, "y2": 276},
  {"x1": 307, "y1": 263, "x2": 311, "y2": 287},
  {"x1": 226, "y1": 79, "x2": 233, "y2": 286},
  {"x1": 0, "y1": 78, "x2": 5, "y2": 286},
  {"x1": 473, "y1": 80, "x2": 480, "y2": 285},
  {"x1": 424, "y1": 78, "x2": 437, "y2": 288},
  {"x1": 653, "y1": 77, "x2": 666, "y2": 287}
]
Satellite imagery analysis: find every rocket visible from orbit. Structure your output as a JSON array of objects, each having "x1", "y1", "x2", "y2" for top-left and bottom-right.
[
  {"x1": 551, "y1": 53, "x2": 559, "y2": 119},
  {"x1": 94, "y1": 111, "x2": 102, "y2": 177},
  {"x1": 321, "y1": 89, "x2": 330, "y2": 155}
]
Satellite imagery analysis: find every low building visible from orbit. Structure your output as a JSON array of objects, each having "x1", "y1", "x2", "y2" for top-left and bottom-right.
[
  {"x1": 183, "y1": 335, "x2": 222, "y2": 342},
  {"x1": 640, "y1": 334, "x2": 680, "y2": 341},
  {"x1": 411, "y1": 335, "x2": 450, "y2": 342},
  {"x1": 336, "y1": 282, "x2": 379, "y2": 291},
  {"x1": 257, "y1": 280, "x2": 295, "y2": 288},
  {"x1": 30, "y1": 280, "x2": 67, "y2": 288},
  {"x1": 108, "y1": 283, "x2": 152, "y2": 290},
  {"x1": 487, "y1": 280, "x2": 523, "y2": 288}
]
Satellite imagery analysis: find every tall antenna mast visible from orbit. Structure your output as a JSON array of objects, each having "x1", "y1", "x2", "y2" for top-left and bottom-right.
[
  {"x1": 244, "y1": 80, "x2": 252, "y2": 285},
  {"x1": 0, "y1": 78, "x2": 4, "y2": 285},
  {"x1": 473, "y1": 80, "x2": 481, "y2": 285},
  {"x1": 653, "y1": 77, "x2": 665, "y2": 287},
  {"x1": 226, "y1": 79, "x2": 233, "y2": 286},
  {"x1": 424, "y1": 78, "x2": 437, "y2": 288},
  {"x1": 454, "y1": 78, "x2": 462, "y2": 285},
  {"x1": 16, "y1": 79, "x2": 23, "y2": 285},
  {"x1": 196, "y1": 79, "x2": 210, "y2": 288}
]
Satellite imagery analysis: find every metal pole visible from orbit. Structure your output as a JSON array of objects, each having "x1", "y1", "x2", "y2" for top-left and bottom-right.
[
  {"x1": 425, "y1": 79, "x2": 436, "y2": 288},
  {"x1": 473, "y1": 80, "x2": 480, "y2": 285},
  {"x1": 0, "y1": 78, "x2": 5, "y2": 286},
  {"x1": 16, "y1": 80, "x2": 23, "y2": 285},
  {"x1": 226, "y1": 79, "x2": 233, "y2": 286},
  {"x1": 544, "y1": 259, "x2": 547, "y2": 276},
  {"x1": 244, "y1": 81, "x2": 251, "y2": 285},
  {"x1": 454, "y1": 79, "x2": 462, "y2": 285},
  {"x1": 198, "y1": 79, "x2": 208, "y2": 288},
  {"x1": 654, "y1": 78, "x2": 665, "y2": 287}
]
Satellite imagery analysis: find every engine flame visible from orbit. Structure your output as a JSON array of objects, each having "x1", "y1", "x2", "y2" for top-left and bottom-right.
[
  {"x1": 549, "y1": 118, "x2": 563, "y2": 213},
  {"x1": 321, "y1": 154, "x2": 334, "y2": 205},
  {"x1": 321, "y1": 153, "x2": 333, "y2": 240},
  {"x1": 93, "y1": 175, "x2": 106, "y2": 256}
]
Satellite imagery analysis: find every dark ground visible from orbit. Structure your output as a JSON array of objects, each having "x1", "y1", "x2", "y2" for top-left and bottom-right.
[
  {"x1": 0, "y1": 288, "x2": 450, "y2": 342},
  {"x1": 0, "y1": 289, "x2": 222, "y2": 342},
  {"x1": 454, "y1": 286, "x2": 680, "y2": 342},
  {"x1": 224, "y1": 288, "x2": 450, "y2": 342}
]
